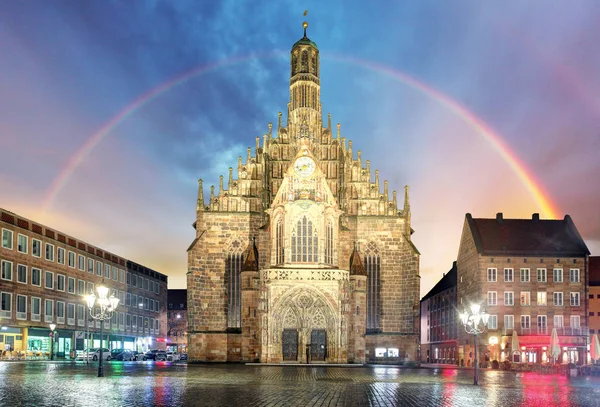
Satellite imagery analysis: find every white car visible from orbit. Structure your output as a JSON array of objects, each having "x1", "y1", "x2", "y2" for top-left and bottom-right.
[
  {"x1": 166, "y1": 351, "x2": 180, "y2": 361},
  {"x1": 76, "y1": 348, "x2": 111, "y2": 361}
]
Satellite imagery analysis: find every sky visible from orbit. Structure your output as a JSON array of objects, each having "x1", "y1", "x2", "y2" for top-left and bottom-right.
[{"x1": 0, "y1": 1, "x2": 599, "y2": 297}]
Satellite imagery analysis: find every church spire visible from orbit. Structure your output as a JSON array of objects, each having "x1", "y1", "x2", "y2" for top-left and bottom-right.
[
  {"x1": 196, "y1": 179, "x2": 204, "y2": 212},
  {"x1": 289, "y1": 11, "x2": 321, "y2": 130}
]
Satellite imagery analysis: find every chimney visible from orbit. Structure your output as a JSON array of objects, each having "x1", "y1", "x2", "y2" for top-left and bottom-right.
[
  {"x1": 532, "y1": 213, "x2": 540, "y2": 221},
  {"x1": 496, "y1": 213, "x2": 503, "y2": 223}
]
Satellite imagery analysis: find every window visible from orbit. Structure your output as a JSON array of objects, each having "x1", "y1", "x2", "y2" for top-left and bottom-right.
[
  {"x1": 291, "y1": 215, "x2": 318, "y2": 263},
  {"x1": 520, "y1": 292, "x2": 530, "y2": 306},
  {"x1": 17, "y1": 264, "x2": 27, "y2": 284},
  {"x1": 112, "y1": 267, "x2": 118, "y2": 281},
  {"x1": 156, "y1": 282, "x2": 159, "y2": 294},
  {"x1": 132, "y1": 275, "x2": 137, "y2": 287},
  {"x1": 365, "y1": 252, "x2": 381, "y2": 331},
  {"x1": 87, "y1": 258, "x2": 93, "y2": 274},
  {"x1": 226, "y1": 253, "x2": 242, "y2": 329},
  {"x1": 554, "y1": 315, "x2": 564, "y2": 328},
  {"x1": 78, "y1": 255, "x2": 85, "y2": 271},
  {"x1": 16, "y1": 295, "x2": 27, "y2": 320},
  {"x1": 570, "y1": 315, "x2": 580, "y2": 329},
  {"x1": 17, "y1": 234, "x2": 28, "y2": 253},
  {"x1": 590, "y1": 294, "x2": 594, "y2": 300},
  {"x1": 1, "y1": 260, "x2": 13, "y2": 281},
  {"x1": 570, "y1": 269, "x2": 580, "y2": 283},
  {"x1": 537, "y1": 268, "x2": 547, "y2": 282},
  {"x1": 126, "y1": 314, "x2": 131, "y2": 329},
  {"x1": 32, "y1": 239, "x2": 41, "y2": 257},
  {"x1": 276, "y1": 218, "x2": 284, "y2": 265},
  {"x1": 553, "y1": 292, "x2": 564, "y2": 306},
  {"x1": 1, "y1": 292, "x2": 12, "y2": 317},
  {"x1": 488, "y1": 315, "x2": 498, "y2": 329},
  {"x1": 504, "y1": 315, "x2": 514, "y2": 330},
  {"x1": 126, "y1": 293, "x2": 131, "y2": 307},
  {"x1": 119, "y1": 269, "x2": 124, "y2": 283},
  {"x1": 67, "y1": 303, "x2": 75, "y2": 325},
  {"x1": 132, "y1": 294, "x2": 137, "y2": 308},
  {"x1": 504, "y1": 268, "x2": 514, "y2": 282},
  {"x1": 68, "y1": 277, "x2": 75, "y2": 294},
  {"x1": 68, "y1": 251, "x2": 75, "y2": 268},
  {"x1": 31, "y1": 268, "x2": 41, "y2": 286},
  {"x1": 487, "y1": 268, "x2": 497, "y2": 282},
  {"x1": 144, "y1": 298, "x2": 148, "y2": 311},
  {"x1": 57, "y1": 301, "x2": 65, "y2": 323},
  {"x1": 77, "y1": 304, "x2": 85, "y2": 326},
  {"x1": 142, "y1": 275, "x2": 147, "y2": 289},
  {"x1": 77, "y1": 280, "x2": 85, "y2": 295},
  {"x1": 57, "y1": 274, "x2": 65, "y2": 291},
  {"x1": 104, "y1": 264, "x2": 110, "y2": 278},
  {"x1": 45, "y1": 243, "x2": 54, "y2": 261},
  {"x1": 520, "y1": 268, "x2": 530, "y2": 282},
  {"x1": 31, "y1": 297, "x2": 41, "y2": 321},
  {"x1": 57, "y1": 247, "x2": 65, "y2": 264},
  {"x1": 487, "y1": 291, "x2": 497, "y2": 306},
  {"x1": 1, "y1": 229, "x2": 13, "y2": 249},
  {"x1": 45, "y1": 271, "x2": 54, "y2": 289},
  {"x1": 86, "y1": 282, "x2": 94, "y2": 296},
  {"x1": 570, "y1": 292, "x2": 580, "y2": 306},
  {"x1": 325, "y1": 220, "x2": 334, "y2": 265},
  {"x1": 96, "y1": 261, "x2": 102, "y2": 276},
  {"x1": 44, "y1": 299, "x2": 53, "y2": 322},
  {"x1": 553, "y1": 269, "x2": 563, "y2": 283},
  {"x1": 521, "y1": 315, "x2": 531, "y2": 329},
  {"x1": 504, "y1": 291, "x2": 514, "y2": 306},
  {"x1": 537, "y1": 315, "x2": 547, "y2": 334},
  {"x1": 127, "y1": 272, "x2": 131, "y2": 285},
  {"x1": 537, "y1": 292, "x2": 547, "y2": 306}
]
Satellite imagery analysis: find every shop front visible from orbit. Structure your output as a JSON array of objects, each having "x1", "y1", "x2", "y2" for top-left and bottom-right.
[{"x1": 496, "y1": 334, "x2": 586, "y2": 364}]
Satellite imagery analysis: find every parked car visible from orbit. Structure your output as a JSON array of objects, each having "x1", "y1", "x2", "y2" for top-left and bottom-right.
[
  {"x1": 180, "y1": 353, "x2": 188, "y2": 361},
  {"x1": 166, "y1": 351, "x2": 180, "y2": 362},
  {"x1": 110, "y1": 348, "x2": 134, "y2": 361},
  {"x1": 76, "y1": 348, "x2": 111, "y2": 361},
  {"x1": 143, "y1": 350, "x2": 167, "y2": 361},
  {"x1": 131, "y1": 351, "x2": 142, "y2": 361}
]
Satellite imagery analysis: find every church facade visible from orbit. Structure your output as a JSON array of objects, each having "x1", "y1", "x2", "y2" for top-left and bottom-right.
[{"x1": 187, "y1": 23, "x2": 420, "y2": 364}]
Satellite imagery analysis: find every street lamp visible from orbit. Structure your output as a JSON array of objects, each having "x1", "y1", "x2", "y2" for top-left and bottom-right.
[
  {"x1": 84, "y1": 285, "x2": 119, "y2": 377},
  {"x1": 460, "y1": 303, "x2": 489, "y2": 385},
  {"x1": 49, "y1": 324, "x2": 56, "y2": 361}
]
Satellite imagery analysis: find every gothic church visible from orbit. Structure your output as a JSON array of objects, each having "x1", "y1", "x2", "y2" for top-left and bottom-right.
[{"x1": 187, "y1": 22, "x2": 420, "y2": 364}]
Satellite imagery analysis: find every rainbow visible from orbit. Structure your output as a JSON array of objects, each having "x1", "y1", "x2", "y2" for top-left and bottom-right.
[{"x1": 41, "y1": 52, "x2": 559, "y2": 219}]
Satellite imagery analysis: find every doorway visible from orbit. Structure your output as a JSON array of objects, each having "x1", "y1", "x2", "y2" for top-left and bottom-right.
[
  {"x1": 310, "y1": 329, "x2": 327, "y2": 361},
  {"x1": 282, "y1": 329, "x2": 298, "y2": 361}
]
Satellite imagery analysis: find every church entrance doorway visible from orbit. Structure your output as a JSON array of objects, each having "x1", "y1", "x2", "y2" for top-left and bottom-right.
[
  {"x1": 282, "y1": 329, "x2": 298, "y2": 361},
  {"x1": 310, "y1": 329, "x2": 327, "y2": 361}
]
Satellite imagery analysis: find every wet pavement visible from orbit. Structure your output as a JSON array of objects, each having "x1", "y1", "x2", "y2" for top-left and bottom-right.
[{"x1": 1, "y1": 361, "x2": 600, "y2": 406}]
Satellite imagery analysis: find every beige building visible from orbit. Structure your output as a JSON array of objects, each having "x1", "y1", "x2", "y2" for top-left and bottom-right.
[
  {"x1": 187, "y1": 22, "x2": 420, "y2": 364},
  {"x1": 0, "y1": 208, "x2": 168, "y2": 357},
  {"x1": 457, "y1": 213, "x2": 590, "y2": 366}
]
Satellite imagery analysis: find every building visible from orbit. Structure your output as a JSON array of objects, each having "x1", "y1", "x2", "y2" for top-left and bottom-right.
[
  {"x1": 167, "y1": 289, "x2": 187, "y2": 353},
  {"x1": 125, "y1": 260, "x2": 169, "y2": 352},
  {"x1": 0, "y1": 208, "x2": 168, "y2": 357},
  {"x1": 419, "y1": 262, "x2": 458, "y2": 364},
  {"x1": 588, "y1": 256, "x2": 600, "y2": 351},
  {"x1": 457, "y1": 212, "x2": 590, "y2": 366},
  {"x1": 187, "y1": 21, "x2": 420, "y2": 364}
]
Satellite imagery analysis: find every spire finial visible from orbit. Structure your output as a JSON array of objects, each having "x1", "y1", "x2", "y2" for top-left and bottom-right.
[{"x1": 303, "y1": 10, "x2": 308, "y2": 37}]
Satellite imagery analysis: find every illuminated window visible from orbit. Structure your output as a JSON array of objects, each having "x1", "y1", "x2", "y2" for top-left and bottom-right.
[
  {"x1": 226, "y1": 250, "x2": 242, "y2": 329},
  {"x1": 375, "y1": 347, "x2": 386, "y2": 357},
  {"x1": 325, "y1": 220, "x2": 334, "y2": 265},
  {"x1": 537, "y1": 292, "x2": 547, "y2": 306},
  {"x1": 291, "y1": 216, "x2": 318, "y2": 263}
]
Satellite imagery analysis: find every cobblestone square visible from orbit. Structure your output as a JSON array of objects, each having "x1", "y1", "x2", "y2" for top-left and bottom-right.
[{"x1": 1, "y1": 362, "x2": 600, "y2": 407}]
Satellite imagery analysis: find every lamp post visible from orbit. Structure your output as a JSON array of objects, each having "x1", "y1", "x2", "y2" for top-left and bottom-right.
[
  {"x1": 49, "y1": 324, "x2": 56, "y2": 361},
  {"x1": 85, "y1": 285, "x2": 119, "y2": 377},
  {"x1": 460, "y1": 303, "x2": 490, "y2": 385}
]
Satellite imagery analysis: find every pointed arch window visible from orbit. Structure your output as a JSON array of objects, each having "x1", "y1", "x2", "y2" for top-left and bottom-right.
[
  {"x1": 291, "y1": 216, "x2": 318, "y2": 263},
  {"x1": 325, "y1": 220, "x2": 334, "y2": 265},
  {"x1": 365, "y1": 242, "x2": 381, "y2": 332},
  {"x1": 276, "y1": 218, "x2": 284, "y2": 265},
  {"x1": 226, "y1": 252, "x2": 243, "y2": 329}
]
